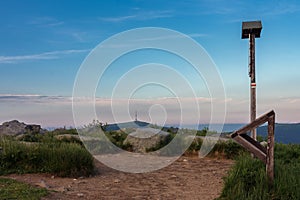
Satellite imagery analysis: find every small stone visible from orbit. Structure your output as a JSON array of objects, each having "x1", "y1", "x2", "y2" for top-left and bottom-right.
[
  {"x1": 114, "y1": 179, "x2": 120, "y2": 183},
  {"x1": 183, "y1": 159, "x2": 188, "y2": 162},
  {"x1": 51, "y1": 176, "x2": 55, "y2": 179},
  {"x1": 53, "y1": 186, "x2": 66, "y2": 193},
  {"x1": 170, "y1": 175, "x2": 177, "y2": 178},
  {"x1": 77, "y1": 193, "x2": 84, "y2": 197},
  {"x1": 36, "y1": 180, "x2": 49, "y2": 189},
  {"x1": 77, "y1": 180, "x2": 87, "y2": 184}
]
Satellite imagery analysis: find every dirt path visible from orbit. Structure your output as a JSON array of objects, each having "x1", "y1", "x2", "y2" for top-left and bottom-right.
[{"x1": 4, "y1": 156, "x2": 233, "y2": 200}]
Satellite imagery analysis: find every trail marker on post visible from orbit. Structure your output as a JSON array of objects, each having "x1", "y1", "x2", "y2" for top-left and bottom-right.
[{"x1": 242, "y1": 21, "x2": 262, "y2": 141}]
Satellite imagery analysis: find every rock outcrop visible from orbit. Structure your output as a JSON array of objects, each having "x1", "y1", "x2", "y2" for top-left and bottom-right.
[
  {"x1": 124, "y1": 127, "x2": 169, "y2": 153},
  {"x1": 0, "y1": 120, "x2": 41, "y2": 136}
]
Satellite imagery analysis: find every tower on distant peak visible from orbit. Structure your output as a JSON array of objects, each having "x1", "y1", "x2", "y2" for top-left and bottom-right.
[{"x1": 135, "y1": 111, "x2": 137, "y2": 121}]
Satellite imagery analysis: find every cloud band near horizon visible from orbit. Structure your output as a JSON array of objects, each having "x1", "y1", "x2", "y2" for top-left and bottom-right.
[{"x1": 0, "y1": 94, "x2": 299, "y2": 128}]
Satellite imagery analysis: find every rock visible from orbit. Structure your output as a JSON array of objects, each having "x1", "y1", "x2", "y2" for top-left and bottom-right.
[
  {"x1": 170, "y1": 175, "x2": 177, "y2": 178},
  {"x1": 114, "y1": 179, "x2": 120, "y2": 183},
  {"x1": 53, "y1": 186, "x2": 67, "y2": 193},
  {"x1": 24, "y1": 124, "x2": 41, "y2": 134},
  {"x1": 77, "y1": 180, "x2": 87, "y2": 184},
  {"x1": 77, "y1": 193, "x2": 84, "y2": 197},
  {"x1": 123, "y1": 127, "x2": 169, "y2": 153},
  {"x1": 36, "y1": 180, "x2": 49, "y2": 189},
  {"x1": 0, "y1": 120, "x2": 42, "y2": 136}
]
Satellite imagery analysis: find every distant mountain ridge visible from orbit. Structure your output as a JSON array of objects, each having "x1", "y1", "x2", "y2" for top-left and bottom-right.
[
  {"x1": 104, "y1": 120, "x2": 150, "y2": 131},
  {"x1": 257, "y1": 123, "x2": 300, "y2": 144}
]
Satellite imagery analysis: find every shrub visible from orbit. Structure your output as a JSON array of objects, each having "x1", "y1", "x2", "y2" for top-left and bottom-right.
[
  {"x1": 187, "y1": 137, "x2": 203, "y2": 152},
  {"x1": 105, "y1": 130, "x2": 128, "y2": 148},
  {"x1": 51, "y1": 127, "x2": 78, "y2": 135},
  {"x1": 0, "y1": 138, "x2": 94, "y2": 177},
  {"x1": 191, "y1": 140, "x2": 245, "y2": 159}
]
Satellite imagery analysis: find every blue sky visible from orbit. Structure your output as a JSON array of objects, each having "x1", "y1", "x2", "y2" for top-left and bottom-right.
[{"x1": 0, "y1": 0, "x2": 300, "y2": 127}]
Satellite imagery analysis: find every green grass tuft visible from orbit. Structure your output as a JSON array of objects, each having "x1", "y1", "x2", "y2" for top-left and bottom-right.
[
  {"x1": 0, "y1": 177, "x2": 48, "y2": 200},
  {"x1": 219, "y1": 144, "x2": 300, "y2": 200}
]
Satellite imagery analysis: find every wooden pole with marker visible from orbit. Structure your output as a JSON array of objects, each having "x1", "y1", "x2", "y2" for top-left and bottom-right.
[
  {"x1": 242, "y1": 21, "x2": 262, "y2": 141},
  {"x1": 249, "y1": 33, "x2": 257, "y2": 140}
]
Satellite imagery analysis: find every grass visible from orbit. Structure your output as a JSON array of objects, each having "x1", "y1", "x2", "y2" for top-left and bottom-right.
[
  {"x1": 0, "y1": 177, "x2": 48, "y2": 200},
  {"x1": 219, "y1": 143, "x2": 300, "y2": 200},
  {"x1": 0, "y1": 137, "x2": 95, "y2": 177},
  {"x1": 207, "y1": 140, "x2": 245, "y2": 159}
]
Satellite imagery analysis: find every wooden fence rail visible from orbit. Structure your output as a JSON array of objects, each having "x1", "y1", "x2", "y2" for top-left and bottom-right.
[{"x1": 230, "y1": 110, "x2": 275, "y2": 185}]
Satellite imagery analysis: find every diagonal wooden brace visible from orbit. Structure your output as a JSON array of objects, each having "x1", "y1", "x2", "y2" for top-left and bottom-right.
[{"x1": 230, "y1": 110, "x2": 275, "y2": 185}]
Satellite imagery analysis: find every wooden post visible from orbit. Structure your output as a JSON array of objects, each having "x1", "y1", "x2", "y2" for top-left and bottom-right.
[
  {"x1": 266, "y1": 113, "x2": 275, "y2": 185},
  {"x1": 249, "y1": 33, "x2": 257, "y2": 140}
]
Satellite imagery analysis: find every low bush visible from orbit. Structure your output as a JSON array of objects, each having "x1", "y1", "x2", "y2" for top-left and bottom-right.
[
  {"x1": 0, "y1": 138, "x2": 94, "y2": 177},
  {"x1": 209, "y1": 140, "x2": 245, "y2": 159},
  {"x1": 105, "y1": 130, "x2": 130, "y2": 149}
]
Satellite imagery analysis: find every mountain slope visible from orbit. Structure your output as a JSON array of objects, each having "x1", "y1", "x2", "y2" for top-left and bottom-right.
[
  {"x1": 257, "y1": 123, "x2": 300, "y2": 144},
  {"x1": 104, "y1": 120, "x2": 150, "y2": 131}
]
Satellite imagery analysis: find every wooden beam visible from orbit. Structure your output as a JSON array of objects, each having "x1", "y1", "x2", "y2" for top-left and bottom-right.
[
  {"x1": 240, "y1": 133, "x2": 267, "y2": 154},
  {"x1": 231, "y1": 110, "x2": 275, "y2": 138},
  {"x1": 233, "y1": 134, "x2": 266, "y2": 163}
]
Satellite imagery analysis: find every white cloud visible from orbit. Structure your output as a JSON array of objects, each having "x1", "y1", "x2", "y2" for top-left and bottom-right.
[
  {"x1": 0, "y1": 94, "x2": 225, "y2": 126},
  {"x1": 0, "y1": 49, "x2": 90, "y2": 64},
  {"x1": 116, "y1": 32, "x2": 207, "y2": 44},
  {"x1": 99, "y1": 15, "x2": 137, "y2": 23},
  {"x1": 262, "y1": 3, "x2": 300, "y2": 16},
  {"x1": 28, "y1": 16, "x2": 64, "y2": 27},
  {"x1": 0, "y1": 94, "x2": 72, "y2": 104},
  {"x1": 99, "y1": 10, "x2": 173, "y2": 23},
  {"x1": 1, "y1": 94, "x2": 299, "y2": 126}
]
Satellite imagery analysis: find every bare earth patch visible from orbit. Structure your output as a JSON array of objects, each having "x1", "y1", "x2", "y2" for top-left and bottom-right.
[{"x1": 4, "y1": 156, "x2": 233, "y2": 200}]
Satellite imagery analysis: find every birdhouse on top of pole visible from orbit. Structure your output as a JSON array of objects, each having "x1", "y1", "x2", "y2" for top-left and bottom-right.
[{"x1": 242, "y1": 21, "x2": 262, "y2": 39}]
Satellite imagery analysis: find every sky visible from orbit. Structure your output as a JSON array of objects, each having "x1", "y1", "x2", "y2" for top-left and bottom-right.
[{"x1": 0, "y1": 0, "x2": 300, "y2": 128}]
